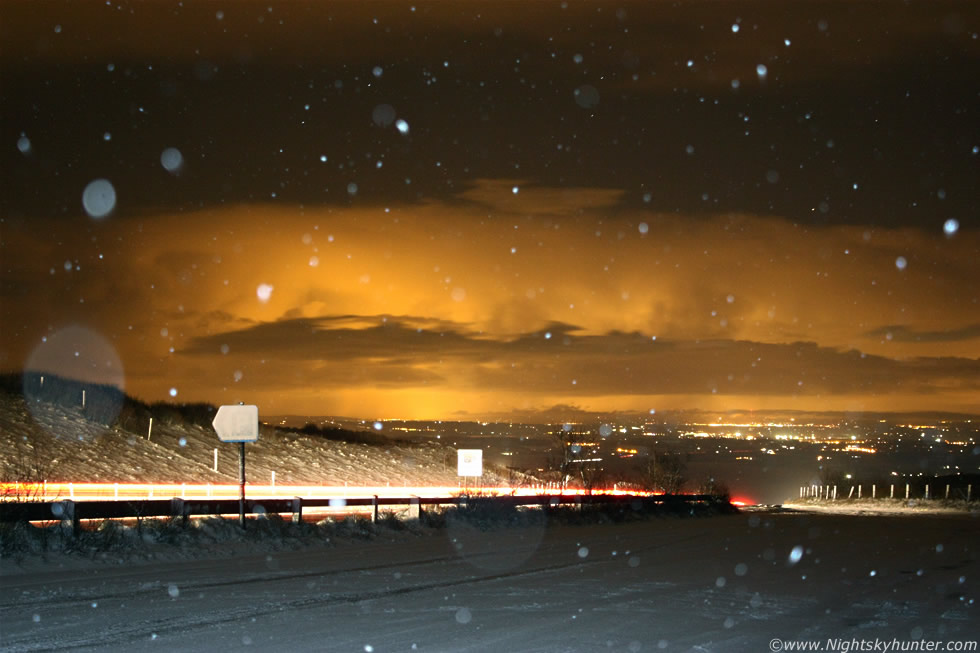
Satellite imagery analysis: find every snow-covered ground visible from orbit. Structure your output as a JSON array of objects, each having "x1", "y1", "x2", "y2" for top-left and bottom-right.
[
  {"x1": 783, "y1": 500, "x2": 978, "y2": 517},
  {"x1": 1, "y1": 511, "x2": 977, "y2": 652}
]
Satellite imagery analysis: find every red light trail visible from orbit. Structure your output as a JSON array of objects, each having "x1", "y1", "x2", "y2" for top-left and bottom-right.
[{"x1": 1, "y1": 482, "x2": 658, "y2": 502}]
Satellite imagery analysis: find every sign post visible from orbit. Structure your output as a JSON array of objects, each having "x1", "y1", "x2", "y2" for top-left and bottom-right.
[
  {"x1": 212, "y1": 405, "x2": 259, "y2": 529},
  {"x1": 237, "y1": 442, "x2": 245, "y2": 527}
]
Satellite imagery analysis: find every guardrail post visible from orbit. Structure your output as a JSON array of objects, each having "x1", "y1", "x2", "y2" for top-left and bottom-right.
[
  {"x1": 372, "y1": 495, "x2": 379, "y2": 523},
  {"x1": 924, "y1": 484, "x2": 930, "y2": 500},
  {"x1": 905, "y1": 483, "x2": 910, "y2": 500},
  {"x1": 408, "y1": 496, "x2": 421, "y2": 520},
  {"x1": 292, "y1": 497, "x2": 303, "y2": 524},
  {"x1": 968, "y1": 484, "x2": 972, "y2": 501},
  {"x1": 945, "y1": 484, "x2": 950, "y2": 499},
  {"x1": 61, "y1": 500, "x2": 79, "y2": 538},
  {"x1": 170, "y1": 498, "x2": 188, "y2": 526},
  {"x1": 890, "y1": 484, "x2": 894, "y2": 499}
]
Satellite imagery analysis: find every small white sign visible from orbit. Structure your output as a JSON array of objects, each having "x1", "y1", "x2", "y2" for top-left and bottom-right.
[
  {"x1": 457, "y1": 449, "x2": 483, "y2": 477},
  {"x1": 213, "y1": 405, "x2": 259, "y2": 442}
]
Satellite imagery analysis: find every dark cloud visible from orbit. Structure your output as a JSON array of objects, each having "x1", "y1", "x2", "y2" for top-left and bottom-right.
[
  {"x1": 180, "y1": 314, "x2": 980, "y2": 398},
  {"x1": 864, "y1": 324, "x2": 980, "y2": 344}
]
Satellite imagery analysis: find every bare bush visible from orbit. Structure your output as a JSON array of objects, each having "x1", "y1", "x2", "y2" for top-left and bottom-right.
[
  {"x1": 1, "y1": 442, "x2": 51, "y2": 503},
  {"x1": 638, "y1": 452, "x2": 686, "y2": 494}
]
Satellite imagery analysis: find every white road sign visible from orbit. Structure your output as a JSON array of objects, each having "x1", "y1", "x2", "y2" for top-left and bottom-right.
[
  {"x1": 212, "y1": 405, "x2": 259, "y2": 442},
  {"x1": 457, "y1": 449, "x2": 483, "y2": 477}
]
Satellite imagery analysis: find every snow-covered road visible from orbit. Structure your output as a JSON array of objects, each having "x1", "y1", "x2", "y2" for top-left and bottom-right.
[{"x1": 2, "y1": 512, "x2": 977, "y2": 652}]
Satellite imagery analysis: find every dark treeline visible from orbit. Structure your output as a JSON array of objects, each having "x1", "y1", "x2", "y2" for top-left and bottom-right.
[
  {"x1": 1, "y1": 371, "x2": 216, "y2": 431},
  {"x1": 3, "y1": 372, "x2": 395, "y2": 447},
  {"x1": 274, "y1": 422, "x2": 407, "y2": 447}
]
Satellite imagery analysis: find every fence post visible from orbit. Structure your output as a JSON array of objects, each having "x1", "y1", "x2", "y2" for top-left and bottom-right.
[
  {"x1": 905, "y1": 483, "x2": 910, "y2": 500},
  {"x1": 872, "y1": 485, "x2": 876, "y2": 500},
  {"x1": 945, "y1": 484, "x2": 950, "y2": 500},
  {"x1": 848, "y1": 486, "x2": 854, "y2": 498},
  {"x1": 147, "y1": 417, "x2": 153, "y2": 442},
  {"x1": 858, "y1": 485, "x2": 862, "y2": 499},
  {"x1": 372, "y1": 495, "x2": 379, "y2": 523},
  {"x1": 833, "y1": 485, "x2": 837, "y2": 500},
  {"x1": 925, "y1": 484, "x2": 930, "y2": 500},
  {"x1": 890, "y1": 484, "x2": 894, "y2": 499},
  {"x1": 968, "y1": 484, "x2": 972, "y2": 501},
  {"x1": 292, "y1": 497, "x2": 303, "y2": 524}
]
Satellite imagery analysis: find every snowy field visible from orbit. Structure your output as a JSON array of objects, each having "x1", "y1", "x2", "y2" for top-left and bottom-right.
[{"x1": 1, "y1": 510, "x2": 977, "y2": 652}]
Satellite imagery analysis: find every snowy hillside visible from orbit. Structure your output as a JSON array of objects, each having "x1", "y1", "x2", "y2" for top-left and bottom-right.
[{"x1": 0, "y1": 391, "x2": 517, "y2": 488}]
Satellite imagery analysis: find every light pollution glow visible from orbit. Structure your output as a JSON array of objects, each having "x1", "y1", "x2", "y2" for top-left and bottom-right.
[{"x1": 4, "y1": 183, "x2": 978, "y2": 418}]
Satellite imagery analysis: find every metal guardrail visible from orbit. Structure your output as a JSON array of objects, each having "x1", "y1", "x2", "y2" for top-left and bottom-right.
[{"x1": 0, "y1": 493, "x2": 730, "y2": 536}]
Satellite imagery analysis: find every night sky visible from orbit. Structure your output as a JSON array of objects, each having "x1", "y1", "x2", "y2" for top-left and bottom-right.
[{"x1": 2, "y1": 1, "x2": 978, "y2": 419}]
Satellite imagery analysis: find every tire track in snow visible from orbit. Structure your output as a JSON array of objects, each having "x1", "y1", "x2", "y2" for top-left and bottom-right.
[{"x1": 1, "y1": 529, "x2": 712, "y2": 651}]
